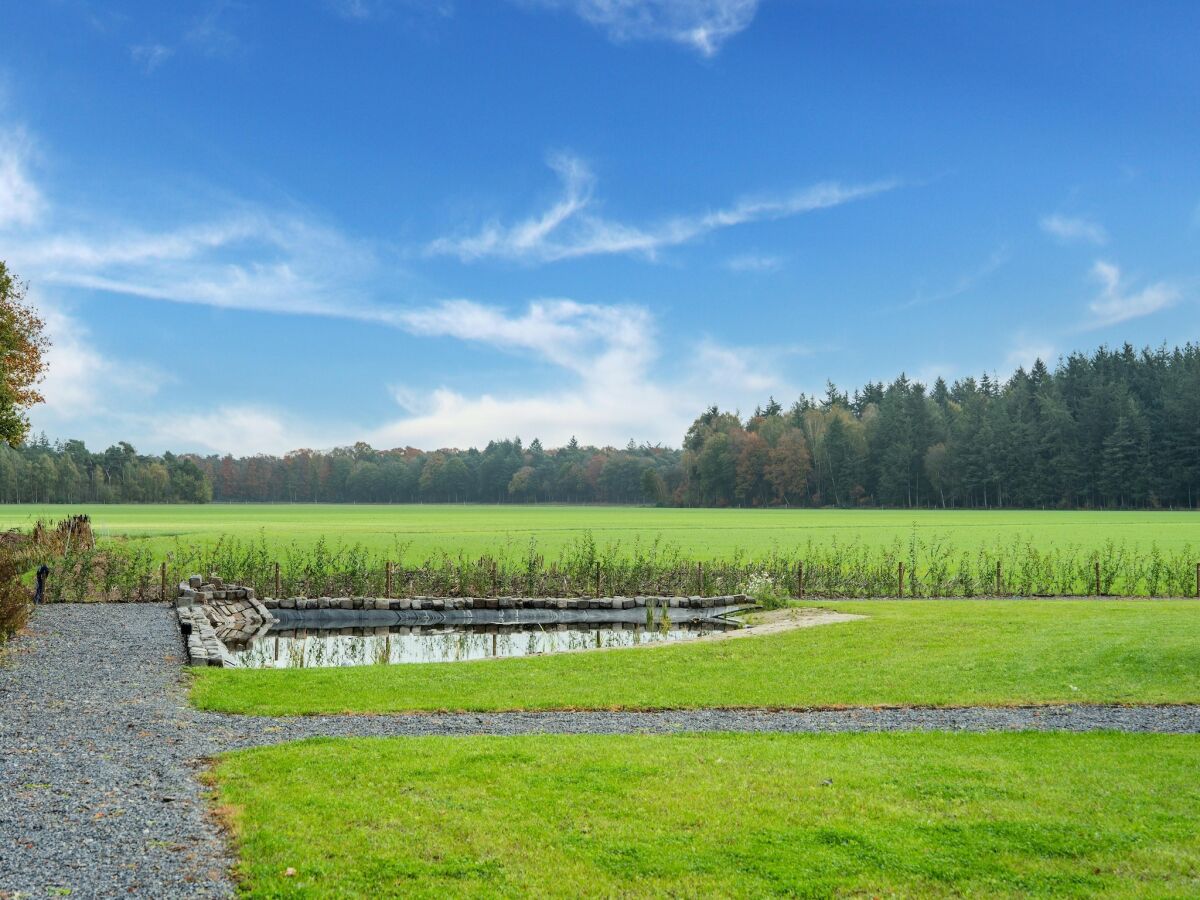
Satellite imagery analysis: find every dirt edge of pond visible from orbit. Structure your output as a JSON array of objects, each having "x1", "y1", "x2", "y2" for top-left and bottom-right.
[
  {"x1": 571, "y1": 606, "x2": 864, "y2": 655},
  {"x1": 717, "y1": 606, "x2": 866, "y2": 641}
]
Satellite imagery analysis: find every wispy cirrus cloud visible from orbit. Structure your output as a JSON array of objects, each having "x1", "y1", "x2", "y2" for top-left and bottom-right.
[
  {"x1": 427, "y1": 153, "x2": 898, "y2": 264},
  {"x1": 35, "y1": 296, "x2": 165, "y2": 419},
  {"x1": 185, "y1": 0, "x2": 243, "y2": 57},
  {"x1": 725, "y1": 253, "x2": 783, "y2": 272},
  {"x1": 896, "y1": 246, "x2": 1009, "y2": 311},
  {"x1": 516, "y1": 0, "x2": 760, "y2": 56},
  {"x1": 10, "y1": 207, "x2": 385, "y2": 324},
  {"x1": 0, "y1": 129, "x2": 42, "y2": 228},
  {"x1": 1086, "y1": 260, "x2": 1180, "y2": 327},
  {"x1": 325, "y1": 0, "x2": 454, "y2": 20},
  {"x1": 1040, "y1": 213, "x2": 1108, "y2": 245},
  {"x1": 1004, "y1": 335, "x2": 1056, "y2": 372},
  {"x1": 398, "y1": 297, "x2": 653, "y2": 379},
  {"x1": 130, "y1": 43, "x2": 173, "y2": 73}
]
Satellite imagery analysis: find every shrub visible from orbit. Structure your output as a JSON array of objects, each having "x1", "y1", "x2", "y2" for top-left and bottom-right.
[
  {"x1": 0, "y1": 550, "x2": 31, "y2": 644},
  {"x1": 740, "y1": 572, "x2": 788, "y2": 610}
]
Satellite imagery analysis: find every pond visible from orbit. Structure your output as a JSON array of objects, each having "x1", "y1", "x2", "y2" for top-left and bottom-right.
[{"x1": 228, "y1": 618, "x2": 740, "y2": 668}]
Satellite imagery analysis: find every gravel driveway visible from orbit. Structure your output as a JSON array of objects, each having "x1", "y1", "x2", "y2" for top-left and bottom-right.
[{"x1": 3, "y1": 603, "x2": 1199, "y2": 898}]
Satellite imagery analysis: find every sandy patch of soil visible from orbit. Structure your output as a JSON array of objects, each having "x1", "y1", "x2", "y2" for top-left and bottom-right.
[{"x1": 713, "y1": 606, "x2": 865, "y2": 641}]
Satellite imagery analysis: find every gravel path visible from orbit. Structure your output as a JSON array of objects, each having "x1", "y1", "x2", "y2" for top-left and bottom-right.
[
  {"x1": 0, "y1": 604, "x2": 234, "y2": 899},
  {"x1": 204, "y1": 702, "x2": 1200, "y2": 747},
  {"x1": 4, "y1": 604, "x2": 1200, "y2": 897}
]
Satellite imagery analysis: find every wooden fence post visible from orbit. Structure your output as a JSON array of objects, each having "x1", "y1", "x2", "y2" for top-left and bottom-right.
[
  {"x1": 697, "y1": 562, "x2": 704, "y2": 596},
  {"x1": 1094, "y1": 560, "x2": 1102, "y2": 597},
  {"x1": 385, "y1": 561, "x2": 393, "y2": 598},
  {"x1": 274, "y1": 561, "x2": 281, "y2": 598},
  {"x1": 995, "y1": 561, "x2": 1002, "y2": 597},
  {"x1": 797, "y1": 561, "x2": 805, "y2": 599},
  {"x1": 595, "y1": 561, "x2": 602, "y2": 598},
  {"x1": 898, "y1": 562, "x2": 905, "y2": 598},
  {"x1": 491, "y1": 561, "x2": 498, "y2": 597},
  {"x1": 160, "y1": 561, "x2": 167, "y2": 602}
]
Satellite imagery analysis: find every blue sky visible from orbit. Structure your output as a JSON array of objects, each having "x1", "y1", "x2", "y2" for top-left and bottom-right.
[{"x1": 1, "y1": 0, "x2": 1197, "y2": 455}]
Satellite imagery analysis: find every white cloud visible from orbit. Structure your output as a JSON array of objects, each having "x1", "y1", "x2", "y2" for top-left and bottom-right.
[
  {"x1": 690, "y1": 337, "x2": 792, "y2": 394},
  {"x1": 911, "y1": 363, "x2": 957, "y2": 387},
  {"x1": 185, "y1": 3, "x2": 242, "y2": 57},
  {"x1": 1086, "y1": 259, "x2": 1180, "y2": 327},
  {"x1": 0, "y1": 130, "x2": 42, "y2": 228},
  {"x1": 10, "y1": 211, "x2": 385, "y2": 323},
  {"x1": 371, "y1": 383, "x2": 682, "y2": 449},
  {"x1": 520, "y1": 0, "x2": 760, "y2": 56},
  {"x1": 899, "y1": 246, "x2": 1009, "y2": 310},
  {"x1": 376, "y1": 297, "x2": 680, "y2": 446},
  {"x1": 428, "y1": 153, "x2": 897, "y2": 264},
  {"x1": 725, "y1": 253, "x2": 783, "y2": 272},
  {"x1": 33, "y1": 295, "x2": 163, "y2": 421},
  {"x1": 1040, "y1": 213, "x2": 1107, "y2": 245},
  {"x1": 25, "y1": 293, "x2": 781, "y2": 453},
  {"x1": 130, "y1": 43, "x2": 173, "y2": 73},
  {"x1": 1004, "y1": 337, "x2": 1055, "y2": 372},
  {"x1": 325, "y1": 0, "x2": 454, "y2": 20},
  {"x1": 397, "y1": 297, "x2": 653, "y2": 379},
  {"x1": 146, "y1": 405, "x2": 339, "y2": 457},
  {"x1": 370, "y1": 301, "x2": 800, "y2": 448}
]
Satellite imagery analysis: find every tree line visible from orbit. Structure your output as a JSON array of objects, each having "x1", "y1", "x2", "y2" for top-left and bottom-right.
[
  {"x1": 3, "y1": 342, "x2": 1198, "y2": 509},
  {"x1": 683, "y1": 343, "x2": 1200, "y2": 510}
]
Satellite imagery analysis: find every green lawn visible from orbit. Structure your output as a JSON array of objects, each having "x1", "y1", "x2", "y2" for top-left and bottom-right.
[
  {"x1": 211, "y1": 732, "x2": 1200, "y2": 898},
  {"x1": 191, "y1": 600, "x2": 1200, "y2": 714},
  {"x1": 2, "y1": 503, "x2": 1197, "y2": 559}
]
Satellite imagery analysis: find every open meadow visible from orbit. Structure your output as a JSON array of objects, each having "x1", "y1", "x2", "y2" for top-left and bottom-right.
[{"x1": 1, "y1": 503, "x2": 1197, "y2": 558}]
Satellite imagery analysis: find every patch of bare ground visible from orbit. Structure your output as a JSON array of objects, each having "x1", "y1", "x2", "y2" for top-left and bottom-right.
[{"x1": 719, "y1": 605, "x2": 865, "y2": 639}]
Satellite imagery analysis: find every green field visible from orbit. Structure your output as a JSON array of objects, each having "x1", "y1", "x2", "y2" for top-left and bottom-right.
[
  {"x1": 2, "y1": 504, "x2": 1197, "y2": 559},
  {"x1": 212, "y1": 732, "x2": 1200, "y2": 897},
  {"x1": 192, "y1": 600, "x2": 1200, "y2": 715}
]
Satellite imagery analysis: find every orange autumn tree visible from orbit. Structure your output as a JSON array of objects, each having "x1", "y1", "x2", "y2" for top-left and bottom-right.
[{"x1": 0, "y1": 261, "x2": 49, "y2": 446}]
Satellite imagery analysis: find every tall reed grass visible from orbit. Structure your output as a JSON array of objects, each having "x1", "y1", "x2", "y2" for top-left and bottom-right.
[{"x1": 29, "y1": 530, "x2": 1200, "y2": 602}]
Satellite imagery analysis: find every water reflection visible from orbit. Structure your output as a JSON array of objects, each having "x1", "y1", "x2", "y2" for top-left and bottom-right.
[{"x1": 229, "y1": 620, "x2": 737, "y2": 668}]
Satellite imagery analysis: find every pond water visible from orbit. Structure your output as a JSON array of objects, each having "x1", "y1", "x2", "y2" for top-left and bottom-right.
[{"x1": 229, "y1": 620, "x2": 738, "y2": 668}]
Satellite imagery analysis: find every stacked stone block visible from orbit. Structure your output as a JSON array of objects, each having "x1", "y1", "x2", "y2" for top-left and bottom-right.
[
  {"x1": 260, "y1": 594, "x2": 747, "y2": 612},
  {"x1": 176, "y1": 574, "x2": 276, "y2": 667}
]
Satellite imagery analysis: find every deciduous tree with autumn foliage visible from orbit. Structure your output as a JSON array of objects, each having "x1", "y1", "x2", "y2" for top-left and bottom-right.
[{"x1": 0, "y1": 262, "x2": 49, "y2": 447}]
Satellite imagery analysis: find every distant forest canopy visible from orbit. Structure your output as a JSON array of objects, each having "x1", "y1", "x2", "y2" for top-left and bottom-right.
[{"x1": 2, "y1": 342, "x2": 1199, "y2": 509}]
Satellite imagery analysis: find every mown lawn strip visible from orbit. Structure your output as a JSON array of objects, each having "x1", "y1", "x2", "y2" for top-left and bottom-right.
[{"x1": 211, "y1": 731, "x2": 1200, "y2": 898}]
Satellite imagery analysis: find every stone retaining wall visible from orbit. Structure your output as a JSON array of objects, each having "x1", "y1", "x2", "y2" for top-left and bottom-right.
[{"x1": 263, "y1": 594, "x2": 748, "y2": 612}]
